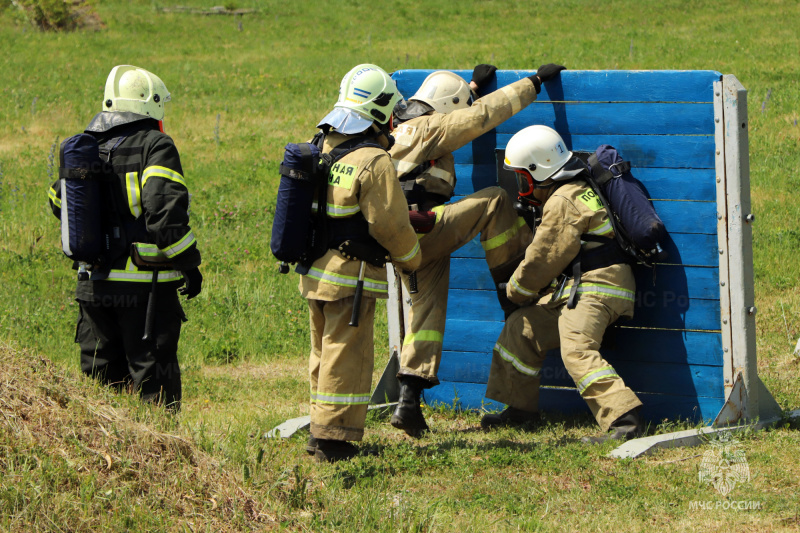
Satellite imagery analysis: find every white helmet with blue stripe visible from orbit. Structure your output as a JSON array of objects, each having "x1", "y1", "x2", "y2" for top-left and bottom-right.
[{"x1": 318, "y1": 64, "x2": 403, "y2": 134}]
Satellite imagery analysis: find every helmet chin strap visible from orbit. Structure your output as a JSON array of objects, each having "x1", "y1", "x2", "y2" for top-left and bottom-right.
[{"x1": 158, "y1": 120, "x2": 165, "y2": 133}]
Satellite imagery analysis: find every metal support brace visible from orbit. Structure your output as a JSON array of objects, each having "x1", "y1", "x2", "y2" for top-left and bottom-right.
[{"x1": 609, "y1": 409, "x2": 800, "y2": 460}]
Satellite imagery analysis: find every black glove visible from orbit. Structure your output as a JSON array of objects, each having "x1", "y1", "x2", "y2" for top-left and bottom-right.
[
  {"x1": 536, "y1": 63, "x2": 566, "y2": 82},
  {"x1": 471, "y1": 64, "x2": 498, "y2": 91},
  {"x1": 179, "y1": 267, "x2": 203, "y2": 300}
]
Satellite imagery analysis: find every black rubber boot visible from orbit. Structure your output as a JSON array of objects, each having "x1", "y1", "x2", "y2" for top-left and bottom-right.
[
  {"x1": 581, "y1": 408, "x2": 643, "y2": 444},
  {"x1": 390, "y1": 376, "x2": 430, "y2": 438},
  {"x1": 305, "y1": 435, "x2": 318, "y2": 456},
  {"x1": 480, "y1": 406, "x2": 541, "y2": 430},
  {"x1": 314, "y1": 439, "x2": 358, "y2": 463}
]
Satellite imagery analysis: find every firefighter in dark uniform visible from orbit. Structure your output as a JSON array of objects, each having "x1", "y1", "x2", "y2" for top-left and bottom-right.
[{"x1": 48, "y1": 65, "x2": 202, "y2": 412}]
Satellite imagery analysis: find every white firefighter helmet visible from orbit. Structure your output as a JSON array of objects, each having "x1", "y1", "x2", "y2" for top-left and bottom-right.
[
  {"x1": 318, "y1": 64, "x2": 403, "y2": 134},
  {"x1": 503, "y1": 125, "x2": 573, "y2": 183},
  {"x1": 103, "y1": 65, "x2": 171, "y2": 120},
  {"x1": 409, "y1": 71, "x2": 473, "y2": 114}
]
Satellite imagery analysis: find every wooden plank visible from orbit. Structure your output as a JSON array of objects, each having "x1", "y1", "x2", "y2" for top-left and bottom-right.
[
  {"x1": 652, "y1": 200, "x2": 717, "y2": 235},
  {"x1": 423, "y1": 381, "x2": 724, "y2": 422},
  {"x1": 393, "y1": 70, "x2": 722, "y2": 104},
  {"x1": 633, "y1": 265, "x2": 721, "y2": 300},
  {"x1": 437, "y1": 345, "x2": 724, "y2": 398},
  {"x1": 450, "y1": 233, "x2": 721, "y2": 267},
  {"x1": 445, "y1": 197, "x2": 718, "y2": 236},
  {"x1": 497, "y1": 134, "x2": 717, "y2": 169},
  {"x1": 452, "y1": 165, "x2": 718, "y2": 203},
  {"x1": 446, "y1": 288, "x2": 722, "y2": 331},
  {"x1": 449, "y1": 260, "x2": 721, "y2": 302},
  {"x1": 455, "y1": 135, "x2": 716, "y2": 170},
  {"x1": 625, "y1": 295, "x2": 721, "y2": 331},
  {"x1": 498, "y1": 102, "x2": 714, "y2": 136},
  {"x1": 442, "y1": 320, "x2": 723, "y2": 366},
  {"x1": 535, "y1": 357, "x2": 723, "y2": 399}
]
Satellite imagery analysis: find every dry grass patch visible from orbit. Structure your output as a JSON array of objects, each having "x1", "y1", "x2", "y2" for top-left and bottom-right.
[{"x1": 0, "y1": 340, "x2": 281, "y2": 531}]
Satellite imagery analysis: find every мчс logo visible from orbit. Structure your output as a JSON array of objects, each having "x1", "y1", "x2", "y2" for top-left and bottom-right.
[{"x1": 699, "y1": 433, "x2": 751, "y2": 496}]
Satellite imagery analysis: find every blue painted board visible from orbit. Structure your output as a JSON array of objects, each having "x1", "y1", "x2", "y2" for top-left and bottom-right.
[
  {"x1": 452, "y1": 165, "x2": 718, "y2": 202},
  {"x1": 454, "y1": 135, "x2": 717, "y2": 170},
  {"x1": 436, "y1": 350, "x2": 722, "y2": 399},
  {"x1": 446, "y1": 288, "x2": 722, "y2": 331},
  {"x1": 444, "y1": 197, "x2": 717, "y2": 236},
  {"x1": 440, "y1": 324, "x2": 723, "y2": 366},
  {"x1": 449, "y1": 261, "x2": 721, "y2": 303},
  {"x1": 393, "y1": 70, "x2": 722, "y2": 104},
  {"x1": 496, "y1": 134, "x2": 717, "y2": 169},
  {"x1": 449, "y1": 232, "x2": 720, "y2": 268},
  {"x1": 423, "y1": 382, "x2": 724, "y2": 423},
  {"x1": 498, "y1": 102, "x2": 714, "y2": 136}
]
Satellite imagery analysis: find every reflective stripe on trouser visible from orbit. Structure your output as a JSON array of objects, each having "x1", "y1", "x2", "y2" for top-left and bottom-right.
[
  {"x1": 398, "y1": 187, "x2": 532, "y2": 383},
  {"x1": 485, "y1": 304, "x2": 561, "y2": 413},
  {"x1": 308, "y1": 296, "x2": 376, "y2": 441},
  {"x1": 485, "y1": 295, "x2": 641, "y2": 430}
]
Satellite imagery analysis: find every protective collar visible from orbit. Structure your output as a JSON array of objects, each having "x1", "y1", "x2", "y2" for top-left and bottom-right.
[
  {"x1": 317, "y1": 107, "x2": 374, "y2": 135},
  {"x1": 548, "y1": 155, "x2": 589, "y2": 182},
  {"x1": 85, "y1": 111, "x2": 154, "y2": 134},
  {"x1": 393, "y1": 100, "x2": 434, "y2": 122}
]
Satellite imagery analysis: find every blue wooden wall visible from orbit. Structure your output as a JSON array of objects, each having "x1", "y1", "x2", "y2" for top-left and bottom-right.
[{"x1": 392, "y1": 70, "x2": 726, "y2": 423}]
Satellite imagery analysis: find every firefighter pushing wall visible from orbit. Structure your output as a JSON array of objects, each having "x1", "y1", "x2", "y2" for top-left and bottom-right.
[{"x1": 387, "y1": 64, "x2": 567, "y2": 437}]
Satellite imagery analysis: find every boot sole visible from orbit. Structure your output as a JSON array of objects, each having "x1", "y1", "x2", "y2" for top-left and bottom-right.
[{"x1": 390, "y1": 414, "x2": 428, "y2": 438}]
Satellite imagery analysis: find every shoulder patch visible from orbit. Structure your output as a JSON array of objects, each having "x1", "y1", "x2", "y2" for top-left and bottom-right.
[
  {"x1": 577, "y1": 188, "x2": 603, "y2": 211},
  {"x1": 329, "y1": 161, "x2": 358, "y2": 190},
  {"x1": 392, "y1": 124, "x2": 416, "y2": 148}
]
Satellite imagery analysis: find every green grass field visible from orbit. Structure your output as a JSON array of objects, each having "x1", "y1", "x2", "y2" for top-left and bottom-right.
[{"x1": 1, "y1": 0, "x2": 799, "y2": 531}]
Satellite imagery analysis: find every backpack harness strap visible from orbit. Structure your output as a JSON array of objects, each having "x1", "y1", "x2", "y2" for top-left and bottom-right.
[{"x1": 587, "y1": 153, "x2": 631, "y2": 187}]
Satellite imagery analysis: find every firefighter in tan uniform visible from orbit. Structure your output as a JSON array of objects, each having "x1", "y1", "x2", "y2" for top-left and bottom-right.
[
  {"x1": 300, "y1": 65, "x2": 421, "y2": 462},
  {"x1": 388, "y1": 65, "x2": 567, "y2": 438},
  {"x1": 481, "y1": 125, "x2": 644, "y2": 443}
]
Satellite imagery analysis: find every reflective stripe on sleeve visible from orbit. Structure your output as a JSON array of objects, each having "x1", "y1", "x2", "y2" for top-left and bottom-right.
[
  {"x1": 576, "y1": 366, "x2": 620, "y2": 395},
  {"x1": 48, "y1": 187, "x2": 61, "y2": 208},
  {"x1": 162, "y1": 231, "x2": 196, "y2": 258},
  {"x1": 509, "y1": 274, "x2": 537, "y2": 298},
  {"x1": 393, "y1": 240, "x2": 420, "y2": 264},
  {"x1": 326, "y1": 203, "x2": 361, "y2": 217},
  {"x1": 142, "y1": 166, "x2": 186, "y2": 188},
  {"x1": 483, "y1": 216, "x2": 527, "y2": 252},
  {"x1": 402, "y1": 329, "x2": 444, "y2": 346},
  {"x1": 125, "y1": 172, "x2": 142, "y2": 218},
  {"x1": 310, "y1": 391, "x2": 371, "y2": 405},
  {"x1": 500, "y1": 84, "x2": 524, "y2": 114},
  {"x1": 494, "y1": 342, "x2": 541, "y2": 377},
  {"x1": 587, "y1": 219, "x2": 613, "y2": 236},
  {"x1": 306, "y1": 267, "x2": 388, "y2": 294}
]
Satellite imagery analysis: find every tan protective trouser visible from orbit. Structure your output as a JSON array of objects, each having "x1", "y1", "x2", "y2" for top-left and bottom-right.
[
  {"x1": 485, "y1": 295, "x2": 642, "y2": 431},
  {"x1": 308, "y1": 296, "x2": 376, "y2": 441},
  {"x1": 399, "y1": 187, "x2": 531, "y2": 384}
]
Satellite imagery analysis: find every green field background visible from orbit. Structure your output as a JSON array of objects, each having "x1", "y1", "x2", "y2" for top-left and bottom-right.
[{"x1": 1, "y1": 1, "x2": 799, "y2": 531}]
